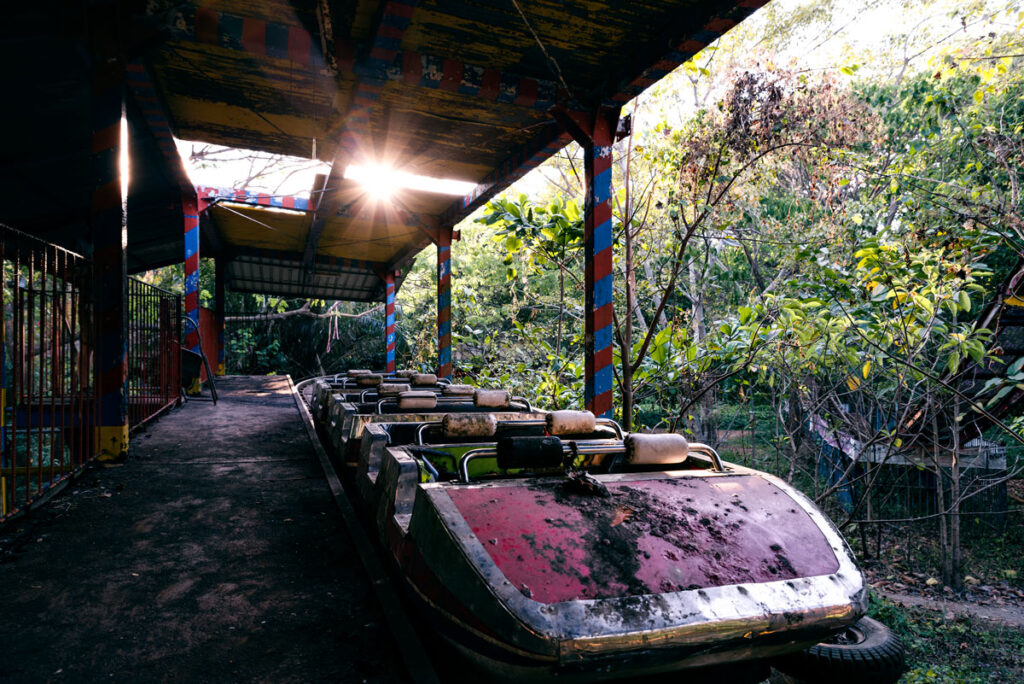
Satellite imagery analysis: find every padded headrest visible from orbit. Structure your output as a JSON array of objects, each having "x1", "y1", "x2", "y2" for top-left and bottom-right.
[
  {"x1": 625, "y1": 433, "x2": 688, "y2": 465},
  {"x1": 397, "y1": 390, "x2": 437, "y2": 410},
  {"x1": 347, "y1": 369, "x2": 371, "y2": 377},
  {"x1": 411, "y1": 373, "x2": 437, "y2": 387},
  {"x1": 546, "y1": 410, "x2": 596, "y2": 435},
  {"x1": 474, "y1": 389, "x2": 511, "y2": 408},
  {"x1": 356, "y1": 373, "x2": 383, "y2": 387},
  {"x1": 442, "y1": 413, "x2": 498, "y2": 439},
  {"x1": 442, "y1": 383, "x2": 475, "y2": 396},
  {"x1": 378, "y1": 382, "x2": 411, "y2": 396}
]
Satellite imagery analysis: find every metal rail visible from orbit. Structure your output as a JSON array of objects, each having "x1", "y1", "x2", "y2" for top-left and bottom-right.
[
  {"x1": 414, "y1": 416, "x2": 623, "y2": 445},
  {"x1": 127, "y1": 277, "x2": 181, "y2": 428},
  {"x1": 0, "y1": 225, "x2": 96, "y2": 521}
]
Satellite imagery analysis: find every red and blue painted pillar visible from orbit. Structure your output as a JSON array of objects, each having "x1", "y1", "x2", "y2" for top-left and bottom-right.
[
  {"x1": 214, "y1": 256, "x2": 226, "y2": 375},
  {"x1": 583, "y1": 131, "x2": 615, "y2": 419},
  {"x1": 183, "y1": 195, "x2": 202, "y2": 393},
  {"x1": 385, "y1": 272, "x2": 396, "y2": 373},
  {"x1": 91, "y1": 53, "x2": 129, "y2": 460},
  {"x1": 437, "y1": 226, "x2": 452, "y2": 380}
]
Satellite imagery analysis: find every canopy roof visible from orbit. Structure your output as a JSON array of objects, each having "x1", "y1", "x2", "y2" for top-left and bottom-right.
[{"x1": 1, "y1": 0, "x2": 768, "y2": 300}]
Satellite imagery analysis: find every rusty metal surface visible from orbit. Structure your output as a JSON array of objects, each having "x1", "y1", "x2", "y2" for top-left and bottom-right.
[
  {"x1": 413, "y1": 470, "x2": 865, "y2": 670},
  {"x1": 446, "y1": 475, "x2": 839, "y2": 604}
]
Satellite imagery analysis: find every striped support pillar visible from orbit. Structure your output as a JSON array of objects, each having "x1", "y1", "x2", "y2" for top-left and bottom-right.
[
  {"x1": 183, "y1": 195, "x2": 201, "y2": 393},
  {"x1": 214, "y1": 256, "x2": 226, "y2": 375},
  {"x1": 385, "y1": 272, "x2": 396, "y2": 373},
  {"x1": 91, "y1": 57, "x2": 129, "y2": 460},
  {"x1": 582, "y1": 116, "x2": 618, "y2": 419},
  {"x1": 437, "y1": 226, "x2": 452, "y2": 380}
]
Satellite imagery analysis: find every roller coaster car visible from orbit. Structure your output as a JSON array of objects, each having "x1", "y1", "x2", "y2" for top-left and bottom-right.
[{"x1": 311, "y1": 388, "x2": 903, "y2": 683}]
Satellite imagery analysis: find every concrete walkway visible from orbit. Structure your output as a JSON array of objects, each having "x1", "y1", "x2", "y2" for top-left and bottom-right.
[{"x1": 0, "y1": 376, "x2": 407, "y2": 683}]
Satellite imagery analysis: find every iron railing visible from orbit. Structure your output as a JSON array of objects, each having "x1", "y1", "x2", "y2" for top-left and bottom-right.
[
  {"x1": 1, "y1": 225, "x2": 96, "y2": 520},
  {"x1": 127, "y1": 277, "x2": 181, "y2": 429}
]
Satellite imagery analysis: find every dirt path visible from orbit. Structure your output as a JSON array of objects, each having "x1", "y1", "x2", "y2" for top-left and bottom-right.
[
  {"x1": 879, "y1": 590, "x2": 1024, "y2": 627},
  {"x1": 0, "y1": 376, "x2": 408, "y2": 683}
]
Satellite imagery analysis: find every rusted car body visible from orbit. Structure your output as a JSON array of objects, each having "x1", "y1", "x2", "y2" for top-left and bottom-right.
[{"x1": 311, "y1": 378, "x2": 869, "y2": 681}]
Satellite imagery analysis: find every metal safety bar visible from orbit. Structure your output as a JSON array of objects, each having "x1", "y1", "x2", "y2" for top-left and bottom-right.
[
  {"x1": 457, "y1": 439, "x2": 725, "y2": 483},
  {"x1": 688, "y1": 442, "x2": 726, "y2": 473},
  {"x1": 414, "y1": 416, "x2": 623, "y2": 446},
  {"x1": 376, "y1": 395, "x2": 532, "y2": 414}
]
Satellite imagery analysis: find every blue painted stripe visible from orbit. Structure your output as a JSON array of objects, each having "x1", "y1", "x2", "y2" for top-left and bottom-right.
[
  {"x1": 593, "y1": 163, "x2": 612, "y2": 201},
  {"x1": 593, "y1": 365, "x2": 613, "y2": 396},
  {"x1": 594, "y1": 273, "x2": 613, "y2": 309},
  {"x1": 593, "y1": 221, "x2": 613, "y2": 255},
  {"x1": 266, "y1": 23, "x2": 289, "y2": 59},
  {"x1": 438, "y1": 320, "x2": 451, "y2": 337},
  {"x1": 437, "y1": 291, "x2": 451, "y2": 309},
  {"x1": 595, "y1": 323, "x2": 613, "y2": 353},
  {"x1": 220, "y1": 14, "x2": 243, "y2": 42},
  {"x1": 439, "y1": 347, "x2": 451, "y2": 365},
  {"x1": 185, "y1": 271, "x2": 200, "y2": 293},
  {"x1": 184, "y1": 228, "x2": 199, "y2": 259}
]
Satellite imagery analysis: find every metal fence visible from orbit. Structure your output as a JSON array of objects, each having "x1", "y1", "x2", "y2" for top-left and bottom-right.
[
  {"x1": 127, "y1": 277, "x2": 181, "y2": 429},
  {"x1": 1, "y1": 225, "x2": 96, "y2": 520}
]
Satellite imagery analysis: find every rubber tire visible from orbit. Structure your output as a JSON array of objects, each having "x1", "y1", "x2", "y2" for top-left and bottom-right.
[{"x1": 773, "y1": 617, "x2": 905, "y2": 684}]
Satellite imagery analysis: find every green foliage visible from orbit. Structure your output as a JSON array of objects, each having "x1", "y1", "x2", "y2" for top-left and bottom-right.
[{"x1": 869, "y1": 593, "x2": 1024, "y2": 683}]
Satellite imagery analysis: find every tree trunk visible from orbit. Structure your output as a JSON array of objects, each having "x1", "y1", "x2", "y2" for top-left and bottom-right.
[
  {"x1": 950, "y1": 398, "x2": 963, "y2": 591},
  {"x1": 932, "y1": 413, "x2": 953, "y2": 588}
]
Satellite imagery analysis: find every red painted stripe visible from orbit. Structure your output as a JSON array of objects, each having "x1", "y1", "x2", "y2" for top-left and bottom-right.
[
  {"x1": 589, "y1": 389, "x2": 613, "y2": 415},
  {"x1": 593, "y1": 348, "x2": 613, "y2": 375},
  {"x1": 195, "y1": 7, "x2": 219, "y2": 44},
  {"x1": 437, "y1": 309, "x2": 451, "y2": 324},
  {"x1": 378, "y1": 24, "x2": 405, "y2": 40},
  {"x1": 678, "y1": 39, "x2": 707, "y2": 52},
  {"x1": 241, "y1": 18, "x2": 265, "y2": 56},
  {"x1": 592, "y1": 200, "x2": 612, "y2": 228},
  {"x1": 385, "y1": 1, "x2": 417, "y2": 19},
  {"x1": 403, "y1": 51, "x2": 421, "y2": 85},
  {"x1": 593, "y1": 302, "x2": 613, "y2": 333},
  {"x1": 480, "y1": 68, "x2": 500, "y2": 100},
  {"x1": 282, "y1": 196, "x2": 295, "y2": 208},
  {"x1": 515, "y1": 78, "x2": 538, "y2": 106},
  {"x1": 288, "y1": 26, "x2": 311, "y2": 64},
  {"x1": 185, "y1": 291, "x2": 199, "y2": 310},
  {"x1": 592, "y1": 253, "x2": 612, "y2": 283},
  {"x1": 185, "y1": 253, "x2": 200, "y2": 272},
  {"x1": 441, "y1": 58, "x2": 461, "y2": 91}
]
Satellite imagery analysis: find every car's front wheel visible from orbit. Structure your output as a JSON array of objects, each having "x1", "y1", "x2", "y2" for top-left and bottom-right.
[{"x1": 772, "y1": 616, "x2": 905, "y2": 683}]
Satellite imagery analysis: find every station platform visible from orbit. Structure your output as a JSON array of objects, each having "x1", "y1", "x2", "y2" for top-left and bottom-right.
[{"x1": 0, "y1": 376, "x2": 407, "y2": 683}]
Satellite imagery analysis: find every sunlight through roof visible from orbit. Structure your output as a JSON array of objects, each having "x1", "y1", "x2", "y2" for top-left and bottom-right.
[{"x1": 344, "y1": 164, "x2": 475, "y2": 197}]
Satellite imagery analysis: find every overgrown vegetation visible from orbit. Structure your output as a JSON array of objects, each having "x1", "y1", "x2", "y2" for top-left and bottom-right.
[{"x1": 869, "y1": 594, "x2": 1024, "y2": 682}]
